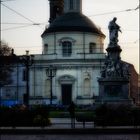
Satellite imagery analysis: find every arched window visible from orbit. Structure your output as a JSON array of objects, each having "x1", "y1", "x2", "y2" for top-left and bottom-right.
[
  {"x1": 84, "y1": 78, "x2": 91, "y2": 96},
  {"x1": 89, "y1": 43, "x2": 96, "y2": 53},
  {"x1": 62, "y1": 41, "x2": 72, "y2": 57},
  {"x1": 44, "y1": 44, "x2": 48, "y2": 54}
]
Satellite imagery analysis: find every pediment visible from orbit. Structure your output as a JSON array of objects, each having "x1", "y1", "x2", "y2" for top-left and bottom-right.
[{"x1": 58, "y1": 75, "x2": 75, "y2": 83}]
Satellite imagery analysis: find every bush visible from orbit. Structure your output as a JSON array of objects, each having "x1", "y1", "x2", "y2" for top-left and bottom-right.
[
  {"x1": 0, "y1": 105, "x2": 51, "y2": 127},
  {"x1": 94, "y1": 104, "x2": 140, "y2": 126},
  {"x1": 33, "y1": 115, "x2": 51, "y2": 126},
  {"x1": 76, "y1": 112, "x2": 95, "y2": 122}
]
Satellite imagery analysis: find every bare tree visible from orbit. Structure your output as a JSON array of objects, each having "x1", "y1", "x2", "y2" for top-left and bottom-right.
[
  {"x1": 0, "y1": 40, "x2": 13, "y2": 86},
  {"x1": 0, "y1": 41, "x2": 12, "y2": 56}
]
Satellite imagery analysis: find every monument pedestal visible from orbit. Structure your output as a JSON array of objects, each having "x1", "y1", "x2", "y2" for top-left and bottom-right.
[
  {"x1": 98, "y1": 77, "x2": 132, "y2": 105},
  {"x1": 97, "y1": 17, "x2": 133, "y2": 106}
]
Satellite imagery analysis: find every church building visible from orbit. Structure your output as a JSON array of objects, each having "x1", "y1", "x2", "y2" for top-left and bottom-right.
[
  {"x1": 1, "y1": 0, "x2": 139, "y2": 107},
  {"x1": 29, "y1": 0, "x2": 106, "y2": 105}
]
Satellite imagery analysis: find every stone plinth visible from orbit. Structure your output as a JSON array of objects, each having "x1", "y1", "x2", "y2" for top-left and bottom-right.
[{"x1": 98, "y1": 77, "x2": 132, "y2": 105}]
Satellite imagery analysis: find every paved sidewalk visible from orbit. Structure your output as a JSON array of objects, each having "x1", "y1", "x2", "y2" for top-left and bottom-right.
[
  {"x1": 50, "y1": 118, "x2": 94, "y2": 128},
  {"x1": 1, "y1": 118, "x2": 94, "y2": 130},
  {"x1": 1, "y1": 118, "x2": 140, "y2": 130}
]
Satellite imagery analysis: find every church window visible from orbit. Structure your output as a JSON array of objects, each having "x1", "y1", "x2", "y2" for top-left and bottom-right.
[
  {"x1": 89, "y1": 43, "x2": 96, "y2": 53},
  {"x1": 44, "y1": 44, "x2": 48, "y2": 54},
  {"x1": 84, "y1": 78, "x2": 91, "y2": 96},
  {"x1": 70, "y1": 0, "x2": 74, "y2": 10},
  {"x1": 62, "y1": 41, "x2": 72, "y2": 57}
]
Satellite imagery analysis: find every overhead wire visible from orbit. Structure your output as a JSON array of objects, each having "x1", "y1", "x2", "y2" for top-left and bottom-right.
[
  {"x1": 1, "y1": 3, "x2": 139, "y2": 31},
  {"x1": 1, "y1": 2, "x2": 139, "y2": 54},
  {"x1": 1, "y1": 22, "x2": 40, "y2": 25},
  {"x1": 1, "y1": 24, "x2": 34, "y2": 31},
  {"x1": 88, "y1": 6, "x2": 139, "y2": 17},
  {"x1": 13, "y1": 42, "x2": 139, "y2": 47},
  {"x1": 1, "y1": 22, "x2": 139, "y2": 32},
  {"x1": 1, "y1": 22, "x2": 47, "y2": 25},
  {"x1": 0, "y1": 0, "x2": 16, "y2": 2},
  {"x1": 12, "y1": 44, "x2": 138, "y2": 52},
  {"x1": 1, "y1": 3, "x2": 43, "y2": 29}
]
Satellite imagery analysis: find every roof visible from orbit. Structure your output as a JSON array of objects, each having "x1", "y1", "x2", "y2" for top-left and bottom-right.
[{"x1": 41, "y1": 12, "x2": 105, "y2": 37}]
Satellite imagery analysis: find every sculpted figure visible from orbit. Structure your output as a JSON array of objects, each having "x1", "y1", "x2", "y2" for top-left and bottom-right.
[
  {"x1": 115, "y1": 62, "x2": 122, "y2": 77},
  {"x1": 108, "y1": 17, "x2": 122, "y2": 45},
  {"x1": 122, "y1": 64, "x2": 130, "y2": 78},
  {"x1": 106, "y1": 61, "x2": 116, "y2": 77}
]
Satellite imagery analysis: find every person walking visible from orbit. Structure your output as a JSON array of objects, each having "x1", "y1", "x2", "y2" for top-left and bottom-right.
[{"x1": 68, "y1": 101, "x2": 76, "y2": 128}]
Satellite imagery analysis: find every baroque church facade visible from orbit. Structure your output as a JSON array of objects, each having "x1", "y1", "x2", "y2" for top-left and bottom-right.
[
  {"x1": 2, "y1": 0, "x2": 105, "y2": 105},
  {"x1": 29, "y1": 0, "x2": 106, "y2": 105},
  {"x1": 1, "y1": 0, "x2": 139, "y2": 106}
]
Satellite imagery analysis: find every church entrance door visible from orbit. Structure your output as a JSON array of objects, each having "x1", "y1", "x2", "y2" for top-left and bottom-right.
[{"x1": 61, "y1": 84, "x2": 72, "y2": 105}]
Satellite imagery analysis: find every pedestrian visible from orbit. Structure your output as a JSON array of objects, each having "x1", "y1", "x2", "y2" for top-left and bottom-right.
[{"x1": 68, "y1": 101, "x2": 76, "y2": 128}]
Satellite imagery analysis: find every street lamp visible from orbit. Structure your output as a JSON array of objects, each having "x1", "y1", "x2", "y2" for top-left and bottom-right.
[
  {"x1": 46, "y1": 65, "x2": 57, "y2": 105},
  {"x1": 20, "y1": 51, "x2": 34, "y2": 107}
]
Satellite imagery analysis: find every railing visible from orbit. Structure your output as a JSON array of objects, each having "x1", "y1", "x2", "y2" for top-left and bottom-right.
[{"x1": 34, "y1": 53, "x2": 106, "y2": 61}]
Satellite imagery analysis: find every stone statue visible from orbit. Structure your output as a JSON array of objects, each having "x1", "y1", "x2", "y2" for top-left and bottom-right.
[
  {"x1": 115, "y1": 62, "x2": 122, "y2": 77},
  {"x1": 106, "y1": 61, "x2": 116, "y2": 77},
  {"x1": 100, "y1": 18, "x2": 130, "y2": 79},
  {"x1": 122, "y1": 63, "x2": 130, "y2": 78},
  {"x1": 108, "y1": 17, "x2": 122, "y2": 45}
]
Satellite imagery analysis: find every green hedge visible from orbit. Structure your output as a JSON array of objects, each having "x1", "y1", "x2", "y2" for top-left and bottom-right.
[
  {"x1": 0, "y1": 105, "x2": 51, "y2": 127},
  {"x1": 94, "y1": 104, "x2": 140, "y2": 126}
]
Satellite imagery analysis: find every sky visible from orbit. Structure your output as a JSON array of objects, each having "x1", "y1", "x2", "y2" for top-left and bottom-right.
[{"x1": 1, "y1": 0, "x2": 139, "y2": 73}]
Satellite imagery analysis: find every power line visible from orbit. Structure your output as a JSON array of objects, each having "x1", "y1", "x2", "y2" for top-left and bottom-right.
[
  {"x1": 38, "y1": 6, "x2": 139, "y2": 24},
  {"x1": 1, "y1": 24, "x2": 45, "y2": 31},
  {"x1": 1, "y1": 3, "x2": 43, "y2": 29},
  {"x1": 1, "y1": 22, "x2": 46, "y2": 31},
  {"x1": 1, "y1": 4, "x2": 139, "y2": 31},
  {"x1": 134, "y1": 4, "x2": 140, "y2": 10},
  {"x1": 1, "y1": 3, "x2": 38, "y2": 23},
  {"x1": 9, "y1": 41, "x2": 139, "y2": 48},
  {"x1": 88, "y1": 5, "x2": 139, "y2": 17},
  {"x1": 1, "y1": 22, "x2": 138, "y2": 32},
  {"x1": 9, "y1": 39, "x2": 140, "y2": 48},
  {"x1": 38, "y1": 7, "x2": 139, "y2": 30},
  {"x1": 1, "y1": 22, "x2": 47, "y2": 25},
  {"x1": 1, "y1": 0, "x2": 15, "y2": 1},
  {"x1": 1, "y1": 24, "x2": 34, "y2": 31},
  {"x1": 12, "y1": 43, "x2": 139, "y2": 51},
  {"x1": 1, "y1": 22, "x2": 33, "y2": 25}
]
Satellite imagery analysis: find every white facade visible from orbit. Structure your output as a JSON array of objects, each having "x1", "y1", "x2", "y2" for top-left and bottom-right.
[
  {"x1": 42, "y1": 32, "x2": 104, "y2": 56},
  {"x1": 1, "y1": 0, "x2": 106, "y2": 106},
  {"x1": 29, "y1": 29, "x2": 105, "y2": 105}
]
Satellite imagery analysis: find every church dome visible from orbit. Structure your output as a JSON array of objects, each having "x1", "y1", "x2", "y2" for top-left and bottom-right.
[{"x1": 41, "y1": 12, "x2": 105, "y2": 37}]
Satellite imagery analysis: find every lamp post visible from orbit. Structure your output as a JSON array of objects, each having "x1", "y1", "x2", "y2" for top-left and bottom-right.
[
  {"x1": 20, "y1": 51, "x2": 34, "y2": 107},
  {"x1": 46, "y1": 65, "x2": 57, "y2": 105}
]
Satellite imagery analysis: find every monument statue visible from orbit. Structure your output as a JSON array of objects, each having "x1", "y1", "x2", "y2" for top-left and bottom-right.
[
  {"x1": 108, "y1": 17, "x2": 122, "y2": 45},
  {"x1": 98, "y1": 17, "x2": 131, "y2": 105},
  {"x1": 100, "y1": 18, "x2": 130, "y2": 79}
]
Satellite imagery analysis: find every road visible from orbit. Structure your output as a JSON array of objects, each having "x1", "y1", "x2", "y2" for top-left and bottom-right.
[
  {"x1": 1, "y1": 134, "x2": 139, "y2": 140},
  {"x1": 1, "y1": 118, "x2": 140, "y2": 140}
]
